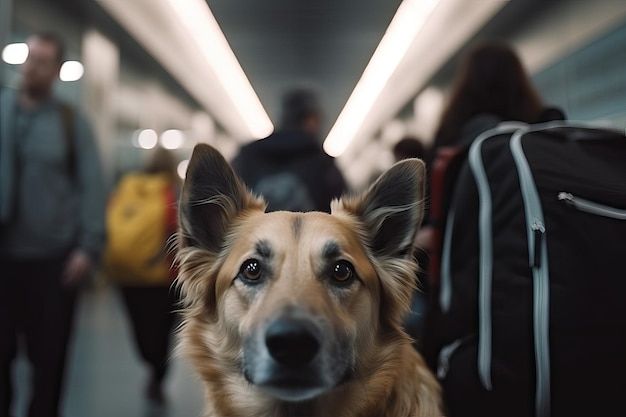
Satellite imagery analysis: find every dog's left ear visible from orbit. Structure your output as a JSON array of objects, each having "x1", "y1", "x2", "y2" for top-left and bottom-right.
[
  {"x1": 336, "y1": 159, "x2": 426, "y2": 258},
  {"x1": 178, "y1": 144, "x2": 264, "y2": 254}
]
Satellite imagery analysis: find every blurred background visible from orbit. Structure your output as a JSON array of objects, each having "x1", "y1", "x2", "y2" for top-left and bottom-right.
[{"x1": 1, "y1": 0, "x2": 626, "y2": 416}]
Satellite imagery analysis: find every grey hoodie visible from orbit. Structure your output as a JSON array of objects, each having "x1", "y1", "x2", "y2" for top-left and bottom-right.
[{"x1": 0, "y1": 87, "x2": 105, "y2": 260}]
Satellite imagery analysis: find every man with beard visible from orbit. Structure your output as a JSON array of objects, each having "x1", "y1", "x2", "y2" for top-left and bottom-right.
[{"x1": 0, "y1": 33, "x2": 105, "y2": 417}]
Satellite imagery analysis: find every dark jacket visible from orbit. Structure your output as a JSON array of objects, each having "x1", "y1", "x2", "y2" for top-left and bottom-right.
[{"x1": 231, "y1": 130, "x2": 346, "y2": 213}]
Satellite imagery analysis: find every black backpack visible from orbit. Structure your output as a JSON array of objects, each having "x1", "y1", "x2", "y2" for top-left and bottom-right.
[
  {"x1": 424, "y1": 122, "x2": 626, "y2": 417},
  {"x1": 254, "y1": 171, "x2": 315, "y2": 212}
]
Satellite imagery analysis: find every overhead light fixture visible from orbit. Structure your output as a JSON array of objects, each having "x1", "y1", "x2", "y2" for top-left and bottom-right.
[
  {"x1": 2, "y1": 42, "x2": 29, "y2": 65},
  {"x1": 168, "y1": 0, "x2": 274, "y2": 139},
  {"x1": 59, "y1": 61, "x2": 84, "y2": 82},
  {"x1": 323, "y1": 0, "x2": 439, "y2": 157},
  {"x1": 161, "y1": 129, "x2": 185, "y2": 149}
]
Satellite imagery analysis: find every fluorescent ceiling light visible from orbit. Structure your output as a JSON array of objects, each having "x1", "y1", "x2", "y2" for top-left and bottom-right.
[
  {"x1": 161, "y1": 129, "x2": 185, "y2": 149},
  {"x1": 59, "y1": 61, "x2": 84, "y2": 82},
  {"x1": 323, "y1": 0, "x2": 439, "y2": 157},
  {"x1": 168, "y1": 0, "x2": 273, "y2": 139},
  {"x1": 137, "y1": 129, "x2": 158, "y2": 149},
  {"x1": 2, "y1": 43, "x2": 29, "y2": 65}
]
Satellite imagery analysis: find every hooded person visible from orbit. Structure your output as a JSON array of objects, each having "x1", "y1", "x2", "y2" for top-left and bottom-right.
[{"x1": 231, "y1": 88, "x2": 347, "y2": 213}]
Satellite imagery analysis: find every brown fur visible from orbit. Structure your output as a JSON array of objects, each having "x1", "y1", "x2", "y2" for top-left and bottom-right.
[{"x1": 176, "y1": 144, "x2": 444, "y2": 417}]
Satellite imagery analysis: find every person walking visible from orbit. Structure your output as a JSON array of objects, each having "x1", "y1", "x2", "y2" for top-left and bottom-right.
[
  {"x1": 232, "y1": 88, "x2": 347, "y2": 213},
  {"x1": 0, "y1": 32, "x2": 106, "y2": 417},
  {"x1": 104, "y1": 147, "x2": 180, "y2": 405}
]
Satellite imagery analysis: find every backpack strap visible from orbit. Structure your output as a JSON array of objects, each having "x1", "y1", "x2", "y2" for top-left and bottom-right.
[
  {"x1": 59, "y1": 102, "x2": 77, "y2": 178},
  {"x1": 428, "y1": 146, "x2": 468, "y2": 289},
  {"x1": 444, "y1": 124, "x2": 524, "y2": 390}
]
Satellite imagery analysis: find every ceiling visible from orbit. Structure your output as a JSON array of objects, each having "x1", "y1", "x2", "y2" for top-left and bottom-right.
[
  {"x1": 93, "y1": 0, "x2": 509, "y2": 144},
  {"x1": 94, "y1": 0, "x2": 406, "y2": 140},
  {"x1": 40, "y1": 0, "x2": 626, "y2": 159},
  {"x1": 207, "y1": 0, "x2": 403, "y2": 137}
]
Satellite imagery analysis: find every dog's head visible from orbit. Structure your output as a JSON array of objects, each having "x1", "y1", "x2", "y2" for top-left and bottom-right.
[{"x1": 176, "y1": 144, "x2": 425, "y2": 403}]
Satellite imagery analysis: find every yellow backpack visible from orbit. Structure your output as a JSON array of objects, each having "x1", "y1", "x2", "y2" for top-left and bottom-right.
[{"x1": 104, "y1": 173, "x2": 176, "y2": 286}]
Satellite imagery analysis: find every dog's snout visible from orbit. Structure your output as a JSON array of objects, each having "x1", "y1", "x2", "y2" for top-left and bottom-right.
[{"x1": 265, "y1": 318, "x2": 320, "y2": 366}]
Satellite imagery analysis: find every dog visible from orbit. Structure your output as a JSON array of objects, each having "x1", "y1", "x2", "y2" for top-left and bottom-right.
[{"x1": 175, "y1": 144, "x2": 443, "y2": 417}]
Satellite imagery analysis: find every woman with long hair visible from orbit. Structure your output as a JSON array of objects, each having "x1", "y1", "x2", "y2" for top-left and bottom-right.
[{"x1": 430, "y1": 40, "x2": 548, "y2": 157}]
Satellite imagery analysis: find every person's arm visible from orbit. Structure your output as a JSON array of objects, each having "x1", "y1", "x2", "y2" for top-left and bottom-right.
[{"x1": 64, "y1": 113, "x2": 106, "y2": 285}]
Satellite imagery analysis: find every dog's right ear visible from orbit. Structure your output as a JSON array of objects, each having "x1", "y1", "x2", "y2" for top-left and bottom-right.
[
  {"x1": 178, "y1": 144, "x2": 265, "y2": 254},
  {"x1": 335, "y1": 159, "x2": 425, "y2": 259}
]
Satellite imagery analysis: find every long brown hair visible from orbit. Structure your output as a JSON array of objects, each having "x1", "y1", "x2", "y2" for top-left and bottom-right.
[{"x1": 432, "y1": 40, "x2": 543, "y2": 151}]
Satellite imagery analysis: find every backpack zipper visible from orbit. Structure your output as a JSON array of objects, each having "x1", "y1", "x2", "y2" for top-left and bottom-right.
[
  {"x1": 558, "y1": 192, "x2": 626, "y2": 220},
  {"x1": 531, "y1": 219, "x2": 545, "y2": 268},
  {"x1": 510, "y1": 129, "x2": 551, "y2": 417}
]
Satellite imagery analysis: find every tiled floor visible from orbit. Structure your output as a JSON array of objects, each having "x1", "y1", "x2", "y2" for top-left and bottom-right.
[{"x1": 12, "y1": 285, "x2": 205, "y2": 417}]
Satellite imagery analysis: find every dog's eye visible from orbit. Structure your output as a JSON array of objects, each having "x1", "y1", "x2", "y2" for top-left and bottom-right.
[
  {"x1": 331, "y1": 260, "x2": 355, "y2": 284},
  {"x1": 241, "y1": 259, "x2": 262, "y2": 281}
]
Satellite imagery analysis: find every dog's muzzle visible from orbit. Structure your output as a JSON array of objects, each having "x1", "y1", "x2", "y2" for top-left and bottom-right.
[{"x1": 243, "y1": 310, "x2": 351, "y2": 402}]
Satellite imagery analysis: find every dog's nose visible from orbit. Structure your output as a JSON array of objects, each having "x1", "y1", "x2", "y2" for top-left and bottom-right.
[{"x1": 265, "y1": 318, "x2": 320, "y2": 366}]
